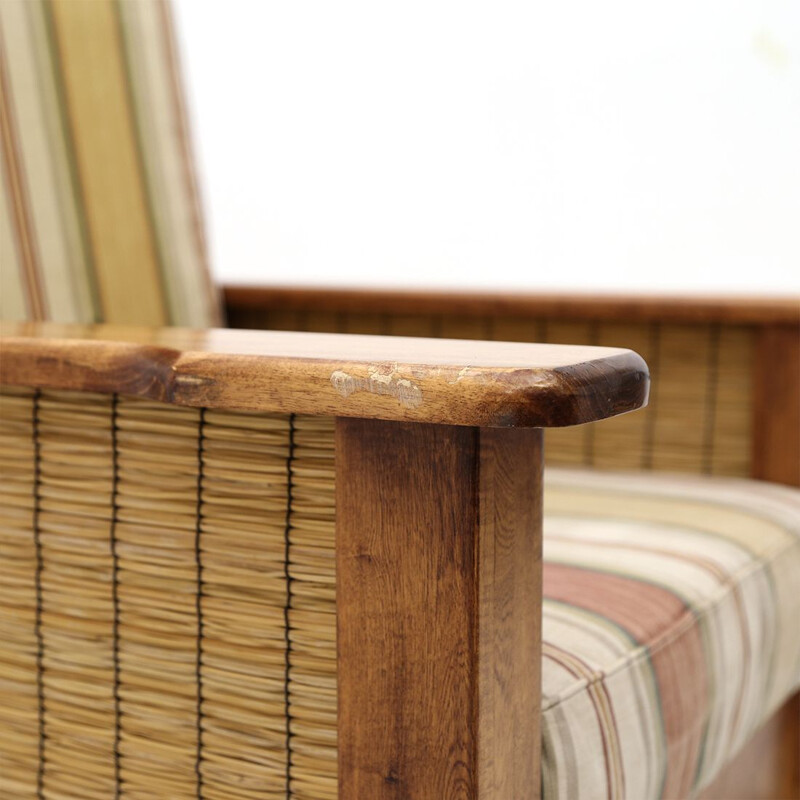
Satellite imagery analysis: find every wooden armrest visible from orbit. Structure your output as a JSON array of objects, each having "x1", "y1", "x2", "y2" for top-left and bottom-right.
[{"x1": 0, "y1": 321, "x2": 647, "y2": 427}]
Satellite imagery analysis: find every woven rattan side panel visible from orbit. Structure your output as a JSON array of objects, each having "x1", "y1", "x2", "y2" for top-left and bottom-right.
[
  {"x1": 0, "y1": 387, "x2": 338, "y2": 799},
  {"x1": 260, "y1": 311, "x2": 755, "y2": 477}
]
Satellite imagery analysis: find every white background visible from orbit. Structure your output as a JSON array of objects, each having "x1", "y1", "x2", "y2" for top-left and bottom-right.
[{"x1": 174, "y1": 0, "x2": 800, "y2": 295}]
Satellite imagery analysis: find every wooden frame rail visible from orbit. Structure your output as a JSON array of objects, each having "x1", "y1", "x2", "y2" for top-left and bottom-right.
[
  {"x1": 223, "y1": 285, "x2": 800, "y2": 326},
  {"x1": 0, "y1": 322, "x2": 648, "y2": 799}
]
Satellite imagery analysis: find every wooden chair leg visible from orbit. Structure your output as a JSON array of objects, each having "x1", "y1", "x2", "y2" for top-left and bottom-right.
[
  {"x1": 336, "y1": 419, "x2": 543, "y2": 799},
  {"x1": 699, "y1": 692, "x2": 800, "y2": 800}
]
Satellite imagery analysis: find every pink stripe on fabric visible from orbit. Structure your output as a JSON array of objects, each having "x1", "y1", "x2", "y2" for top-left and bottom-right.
[{"x1": 544, "y1": 563, "x2": 709, "y2": 798}]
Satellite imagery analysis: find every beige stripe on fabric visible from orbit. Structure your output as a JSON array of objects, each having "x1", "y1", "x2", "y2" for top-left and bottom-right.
[
  {"x1": 0, "y1": 26, "x2": 47, "y2": 320},
  {"x1": 0, "y1": 0, "x2": 95, "y2": 323},
  {"x1": 0, "y1": 160, "x2": 29, "y2": 320},
  {"x1": 545, "y1": 483, "x2": 794, "y2": 558},
  {"x1": 116, "y1": 0, "x2": 221, "y2": 328},
  {"x1": 48, "y1": 0, "x2": 167, "y2": 325}
]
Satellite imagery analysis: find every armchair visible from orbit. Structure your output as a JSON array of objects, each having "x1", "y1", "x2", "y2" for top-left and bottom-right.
[{"x1": 1, "y1": 1, "x2": 798, "y2": 797}]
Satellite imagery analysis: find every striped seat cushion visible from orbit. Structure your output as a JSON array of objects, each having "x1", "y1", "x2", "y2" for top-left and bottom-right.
[
  {"x1": 0, "y1": 0, "x2": 220, "y2": 327},
  {"x1": 542, "y1": 468, "x2": 800, "y2": 800}
]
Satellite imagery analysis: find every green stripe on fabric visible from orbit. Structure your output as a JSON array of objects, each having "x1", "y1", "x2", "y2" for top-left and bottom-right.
[
  {"x1": 112, "y1": 0, "x2": 172, "y2": 325},
  {"x1": 47, "y1": 0, "x2": 168, "y2": 324},
  {"x1": 40, "y1": 0, "x2": 101, "y2": 322}
]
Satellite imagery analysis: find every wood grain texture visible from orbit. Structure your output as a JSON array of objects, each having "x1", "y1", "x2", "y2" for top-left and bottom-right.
[
  {"x1": 753, "y1": 325, "x2": 800, "y2": 486},
  {"x1": 224, "y1": 285, "x2": 800, "y2": 326},
  {"x1": 336, "y1": 419, "x2": 542, "y2": 799},
  {"x1": 699, "y1": 692, "x2": 799, "y2": 800},
  {"x1": 0, "y1": 321, "x2": 648, "y2": 428},
  {"x1": 477, "y1": 427, "x2": 542, "y2": 798}
]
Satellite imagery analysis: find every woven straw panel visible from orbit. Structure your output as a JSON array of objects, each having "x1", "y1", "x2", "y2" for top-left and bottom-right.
[
  {"x1": 257, "y1": 311, "x2": 755, "y2": 477},
  {"x1": 0, "y1": 387, "x2": 338, "y2": 799}
]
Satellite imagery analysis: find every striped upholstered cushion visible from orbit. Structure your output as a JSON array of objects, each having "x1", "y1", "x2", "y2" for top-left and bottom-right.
[
  {"x1": 0, "y1": 0, "x2": 220, "y2": 327},
  {"x1": 542, "y1": 469, "x2": 800, "y2": 800}
]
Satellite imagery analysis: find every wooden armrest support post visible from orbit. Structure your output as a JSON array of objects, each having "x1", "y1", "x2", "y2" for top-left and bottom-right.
[
  {"x1": 337, "y1": 419, "x2": 543, "y2": 797},
  {"x1": 0, "y1": 322, "x2": 648, "y2": 799}
]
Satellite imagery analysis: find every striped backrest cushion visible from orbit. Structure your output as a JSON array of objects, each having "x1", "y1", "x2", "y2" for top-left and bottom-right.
[{"x1": 0, "y1": 0, "x2": 221, "y2": 327}]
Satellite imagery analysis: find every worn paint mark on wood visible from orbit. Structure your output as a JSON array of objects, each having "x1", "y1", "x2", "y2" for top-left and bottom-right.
[{"x1": 331, "y1": 366, "x2": 423, "y2": 408}]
